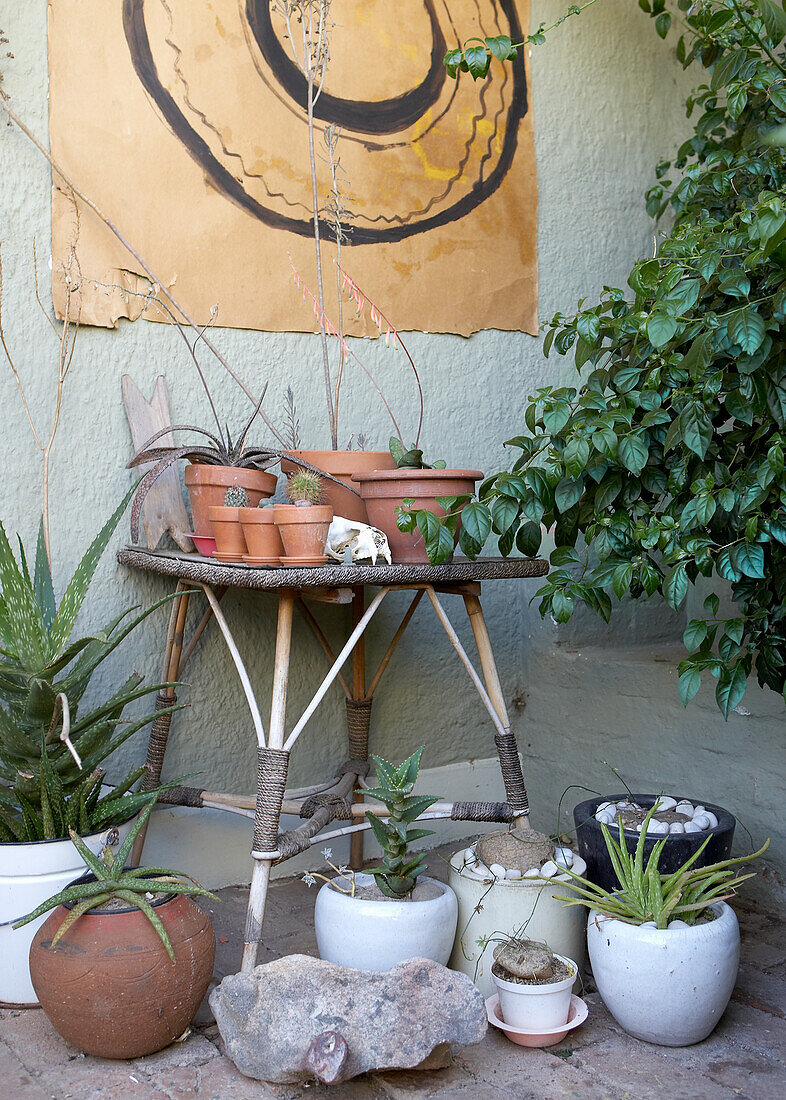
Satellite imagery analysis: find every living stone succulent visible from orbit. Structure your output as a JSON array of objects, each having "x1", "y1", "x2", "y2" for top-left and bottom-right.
[
  {"x1": 224, "y1": 485, "x2": 250, "y2": 507},
  {"x1": 492, "y1": 939, "x2": 554, "y2": 981}
]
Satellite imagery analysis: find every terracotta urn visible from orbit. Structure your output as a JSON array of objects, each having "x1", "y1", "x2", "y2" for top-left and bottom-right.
[
  {"x1": 280, "y1": 451, "x2": 394, "y2": 524},
  {"x1": 239, "y1": 507, "x2": 284, "y2": 566},
  {"x1": 273, "y1": 503, "x2": 333, "y2": 565},
  {"x1": 29, "y1": 893, "x2": 215, "y2": 1059},
  {"x1": 351, "y1": 469, "x2": 484, "y2": 563},
  {"x1": 185, "y1": 464, "x2": 277, "y2": 537},
  {"x1": 207, "y1": 506, "x2": 247, "y2": 562}
]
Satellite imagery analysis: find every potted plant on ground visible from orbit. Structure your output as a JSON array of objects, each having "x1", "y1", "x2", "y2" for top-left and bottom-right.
[
  {"x1": 574, "y1": 791, "x2": 736, "y2": 892},
  {"x1": 554, "y1": 805, "x2": 769, "y2": 1046},
  {"x1": 15, "y1": 798, "x2": 217, "y2": 1058},
  {"x1": 352, "y1": 439, "x2": 483, "y2": 563},
  {"x1": 273, "y1": 471, "x2": 334, "y2": 566},
  {"x1": 0, "y1": 493, "x2": 180, "y2": 1005},
  {"x1": 309, "y1": 747, "x2": 457, "y2": 970},
  {"x1": 490, "y1": 938, "x2": 577, "y2": 1031}
]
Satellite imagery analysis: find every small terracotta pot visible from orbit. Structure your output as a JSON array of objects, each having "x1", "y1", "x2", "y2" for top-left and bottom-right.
[
  {"x1": 239, "y1": 507, "x2": 283, "y2": 565},
  {"x1": 29, "y1": 892, "x2": 215, "y2": 1059},
  {"x1": 208, "y1": 506, "x2": 247, "y2": 561},
  {"x1": 185, "y1": 464, "x2": 277, "y2": 537},
  {"x1": 273, "y1": 504, "x2": 333, "y2": 565},
  {"x1": 280, "y1": 451, "x2": 394, "y2": 524},
  {"x1": 351, "y1": 469, "x2": 484, "y2": 563}
]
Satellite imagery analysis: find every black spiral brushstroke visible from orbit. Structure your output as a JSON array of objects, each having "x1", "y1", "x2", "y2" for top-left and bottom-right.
[{"x1": 121, "y1": 0, "x2": 528, "y2": 244}]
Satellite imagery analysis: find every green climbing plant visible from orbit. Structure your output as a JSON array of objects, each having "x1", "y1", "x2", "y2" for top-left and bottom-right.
[{"x1": 430, "y1": 1, "x2": 786, "y2": 718}]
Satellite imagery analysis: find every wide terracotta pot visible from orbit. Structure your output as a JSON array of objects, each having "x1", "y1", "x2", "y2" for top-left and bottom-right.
[
  {"x1": 273, "y1": 504, "x2": 333, "y2": 565},
  {"x1": 30, "y1": 892, "x2": 215, "y2": 1059},
  {"x1": 351, "y1": 469, "x2": 483, "y2": 563},
  {"x1": 280, "y1": 450, "x2": 394, "y2": 524},
  {"x1": 239, "y1": 507, "x2": 283, "y2": 566},
  {"x1": 185, "y1": 464, "x2": 277, "y2": 537},
  {"x1": 208, "y1": 506, "x2": 247, "y2": 562}
]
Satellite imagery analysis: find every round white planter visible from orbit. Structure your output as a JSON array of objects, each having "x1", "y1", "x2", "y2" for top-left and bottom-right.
[
  {"x1": 447, "y1": 851, "x2": 587, "y2": 1000},
  {"x1": 587, "y1": 901, "x2": 740, "y2": 1046},
  {"x1": 314, "y1": 873, "x2": 458, "y2": 971},
  {"x1": 493, "y1": 952, "x2": 577, "y2": 1030},
  {"x1": 0, "y1": 814, "x2": 136, "y2": 1006}
]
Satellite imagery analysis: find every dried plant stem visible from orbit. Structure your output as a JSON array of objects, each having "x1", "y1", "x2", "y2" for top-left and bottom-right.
[{"x1": 0, "y1": 94, "x2": 286, "y2": 446}]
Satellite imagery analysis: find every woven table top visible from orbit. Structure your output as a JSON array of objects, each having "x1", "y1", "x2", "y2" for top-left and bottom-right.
[{"x1": 118, "y1": 547, "x2": 548, "y2": 591}]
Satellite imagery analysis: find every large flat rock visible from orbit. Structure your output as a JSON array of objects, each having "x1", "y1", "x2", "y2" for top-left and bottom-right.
[{"x1": 210, "y1": 954, "x2": 487, "y2": 1084}]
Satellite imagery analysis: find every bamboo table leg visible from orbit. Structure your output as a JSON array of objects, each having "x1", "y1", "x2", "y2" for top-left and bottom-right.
[
  {"x1": 132, "y1": 581, "x2": 191, "y2": 863},
  {"x1": 242, "y1": 592, "x2": 294, "y2": 972},
  {"x1": 462, "y1": 590, "x2": 530, "y2": 823}
]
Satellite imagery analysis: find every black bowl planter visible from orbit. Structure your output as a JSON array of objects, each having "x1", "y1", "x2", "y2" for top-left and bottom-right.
[{"x1": 573, "y1": 794, "x2": 735, "y2": 894}]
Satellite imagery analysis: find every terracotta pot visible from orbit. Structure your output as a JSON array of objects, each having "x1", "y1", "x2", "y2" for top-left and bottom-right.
[
  {"x1": 29, "y1": 891, "x2": 215, "y2": 1059},
  {"x1": 185, "y1": 464, "x2": 277, "y2": 537},
  {"x1": 351, "y1": 469, "x2": 483, "y2": 563},
  {"x1": 239, "y1": 507, "x2": 283, "y2": 565},
  {"x1": 280, "y1": 451, "x2": 394, "y2": 524},
  {"x1": 207, "y1": 506, "x2": 247, "y2": 562},
  {"x1": 273, "y1": 504, "x2": 333, "y2": 565}
]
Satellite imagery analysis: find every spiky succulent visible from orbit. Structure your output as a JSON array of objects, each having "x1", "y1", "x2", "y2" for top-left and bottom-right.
[
  {"x1": 224, "y1": 485, "x2": 249, "y2": 508},
  {"x1": 362, "y1": 747, "x2": 438, "y2": 899},
  {"x1": 13, "y1": 798, "x2": 218, "y2": 961},
  {"x1": 287, "y1": 469, "x2": 323, "y2": 505},
  {"x1": 0, "y1": 490, "x2": 180, "y2": 842}
]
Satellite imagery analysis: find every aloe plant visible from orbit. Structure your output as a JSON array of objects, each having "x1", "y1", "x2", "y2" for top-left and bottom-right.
[
  {"x1": 0, "y1": 488, "x2": 179, "y2": 841},
  {"x1": 13, "y1": 798, "x2": 218, "y2": 961},
  {"x1": 362, "y1": 747, "x2": 439, "y2": 899},
  {"x1": 554, "y1": 805, "x2": 770, "y2": 929}
]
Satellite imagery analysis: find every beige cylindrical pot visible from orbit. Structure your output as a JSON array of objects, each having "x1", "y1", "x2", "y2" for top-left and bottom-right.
[{"x1": 448, "y1": 851, "x2": 586, "y2": 1000}]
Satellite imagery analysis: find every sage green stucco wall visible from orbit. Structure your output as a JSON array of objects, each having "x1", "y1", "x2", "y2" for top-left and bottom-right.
[{"x1": 1, "y1": 3, "x2": 782, "y2": 888}]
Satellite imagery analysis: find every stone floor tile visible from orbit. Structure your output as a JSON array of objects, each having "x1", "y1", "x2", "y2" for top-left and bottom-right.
[
  {"x1": 37, "y1": 1062, "x2": 170, "y2": 1099},
  {"x1": 704, "y1": 1054, "x2": 786, "y2": 1100},
  {"x1": 711, "y1": 999, "x2": 786, "y2": 1063},
  {"x1": 131, "y1": 1032, "x2": 220, "y2": 1073},
  {"x1": 0, "y1": 1039, "x2": 50, "y2": 1099}
]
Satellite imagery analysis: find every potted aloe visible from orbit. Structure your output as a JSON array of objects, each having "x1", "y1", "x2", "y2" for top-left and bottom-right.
[
  {"x1": 554, "y1": 805, "x2": 769, "y2": 1046},
  {"x1": 15, "y1": 798, "x2": 217, "y2": 1058},
  {"x1": 0, "y1": 493, "x2": 180, "y2": 1005},
  {"x1": 352, "y1": 440, "x2": 483, "y2": 563},
  {"x1": 309, "y1": 748, "x2": 457, "y2": 970}
]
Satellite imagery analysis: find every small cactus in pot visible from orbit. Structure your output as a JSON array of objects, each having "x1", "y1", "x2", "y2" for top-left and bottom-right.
[
  {"x1": 224, "y1": 485, "x2": 250, "y2": 508},
  {"x1": 287, "y1": 470, "x2": 323, "y2": 507}
]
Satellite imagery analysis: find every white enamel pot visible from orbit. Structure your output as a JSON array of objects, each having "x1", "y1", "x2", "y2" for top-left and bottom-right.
[
  {"x1": 314, "y1": 873, "x2": 458, "y2": 971},
  {"x1": 587, "y1": 901, "x2": 740, "y2": 1046},
  {"x1": 0, "y1": 811, "x2": 137, "y2": 1006},
  {"x1": 493, "y1": 952, "x2": 577, "y2": 1030}
]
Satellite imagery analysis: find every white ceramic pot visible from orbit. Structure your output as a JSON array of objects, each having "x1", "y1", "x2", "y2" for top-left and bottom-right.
[
  {"x1": 314, "y1": 872, "x2": 458, "y2": 971},
  {"x1": 587, "y1": 901, "x2": 740, "y2": 1046},
  {"x1": 0, "y1": 814, "x2": 136, "y2": 1006},
  {"x1": 447, "y1": 850, "x2": 587, "y2": 999},
  {"x1": 493, "y1": 951, "x2": 577, "y2": 1030}
]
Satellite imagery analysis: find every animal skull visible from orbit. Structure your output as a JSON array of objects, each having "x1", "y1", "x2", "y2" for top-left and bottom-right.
[{"x1": 326, "y1": 517, "x2": 392, "y2": 565}]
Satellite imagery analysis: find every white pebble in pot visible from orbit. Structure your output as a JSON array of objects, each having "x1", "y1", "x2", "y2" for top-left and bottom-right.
[
  {"x1": 668, "y1": 919, "x2": 690, "y2": 930},
  {"x1": 489, "y1": 863, "x2": 506, "y2": 879},
  {"x1": 704, "y1": 811, "x2": 719, "y2": 829},
  {"x1": 669, "y1": 821, "x2": 685, "y2": 834},
  {"x1": 655, "y1": 796, "x2": 677, "y2": 811},
  {"x1": 692, "y1": 813, "x2": 711, "y2": 830},
  {"x1": 539, "y1": 861, "x2": 559, "y2": 878},
  {"x1": 647, "y1": 819, "x2": 669, "y2": 835},
  {"x1": 505, "y1": 868, "x2": 522, "y2": 880},
  {"x1": 675, "y1": 801, "x2": 694, "y2": 816},
  {"x1": 554, "y1": 846, "x2": 574, "y2": 869},
  {"x1": 597, "y1": 801, "x2": 613, "y2": 813},
  {"x1": 523, "y1": 868, "x2": 540, "y2": 878},
  {"x1": 684, "y1": 822, "x2": 703, "y2": 833}
]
